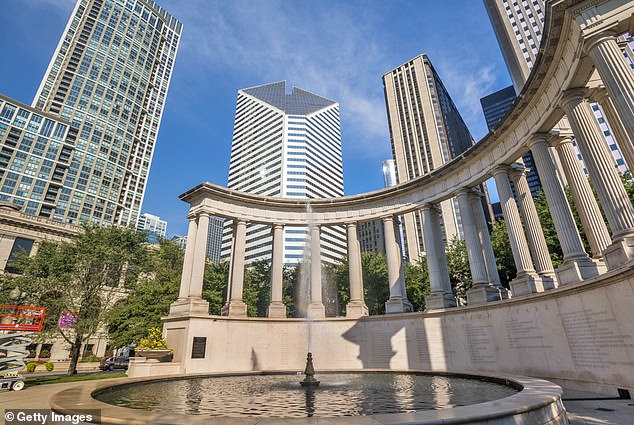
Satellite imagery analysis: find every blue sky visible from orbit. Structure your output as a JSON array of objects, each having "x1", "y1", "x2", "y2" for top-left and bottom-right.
[{"x1": 0, "y1": 0, "x2": 511, "y2": 237}]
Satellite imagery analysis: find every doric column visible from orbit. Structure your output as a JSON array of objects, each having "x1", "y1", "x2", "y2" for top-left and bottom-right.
[
  {"x1": 223, "y1": 219, "x2": 248, "y2": 317},
  {"x1": 469, "y1": 190, "x2": 509, "y2": 298},
  {"x1": 346, "y1": 223, "x2": 368, "y2": 317},
  {"x1": 189, "y1": 212, "x2": 210, "y2": 298},
  {"x1": 509, "y1": 164, "x2": 557, "y2": 289},
  {"x1": 562, "y1": 90, "x2": 634, "y2": 269},
  {"x1": 553, "y1": 135, "x2": 611, "y2": 260},
  {"x1": 267, "y1": 224, "x2": 286, "y2": 318},
  {"x1": 594, "y1": 88, "x2": 634, "y2": 171},
  {"x1": 307, "y1": 225, "x2": 325, "y2": 318},
  {"x1": 456, "y1": 189, "x2": 501, "y2": 304},
  {"x1": 178, "y1": 214, "x2": 198, "y2": 299},
  {"x1": 492, "y1": 166, "x2": 542, "y2": 296},
  {"x1": 528, "y1": 134, "x2": 601, "y2": 284},
  {"x1": 383, "y1": 216, "x2": 412, "y2": 313},
  {"x1": 586, "y1": 33, "x2": 634, "y2": 147},
  {"x1": 422, "y1": 204, "x2": 456, "y2": 310}
]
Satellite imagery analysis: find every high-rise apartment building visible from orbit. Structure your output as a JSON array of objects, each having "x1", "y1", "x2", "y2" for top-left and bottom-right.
[
  {"x1": 137, "y1": 212, "x2": 166, "y2": 242},
  {"x1": 483, "y1": 0, "x2": 628, "y2": 174},
  {"x1": 480, "y1": 85, "x2": 542, "y2": 197},
  {"x1": 0, "y1": 0, "x2": 181, "y2": 226},
  {"x1": 383, "y1": 55, "x2": 474, "y2": 261},
  {"x1": 221, "y1": 81, "x2": 346, "y2": 266}
]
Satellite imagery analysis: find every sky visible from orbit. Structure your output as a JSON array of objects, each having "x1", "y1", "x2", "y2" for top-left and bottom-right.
[{"x1": 0, "y1": 0, "x2": 512, "y2": 237}]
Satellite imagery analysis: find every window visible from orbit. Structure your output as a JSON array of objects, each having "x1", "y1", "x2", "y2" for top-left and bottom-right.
[{"x1": 5, "y1": 237, "x2": 35, "y2": 273}]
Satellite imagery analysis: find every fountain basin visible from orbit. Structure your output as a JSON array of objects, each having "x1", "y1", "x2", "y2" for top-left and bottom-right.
[{"x1": 50, "y1": 370, "x2": 568, "y2": 424}]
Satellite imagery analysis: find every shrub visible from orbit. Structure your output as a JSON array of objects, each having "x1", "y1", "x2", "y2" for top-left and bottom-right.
[
  {"x1": 79, "y1": 356, "x2": 102, "y2": 363},
  {"x1": 45, "y1": 362, "x2": 54, "y2": 372},
  {"x1": 26, "y1": 362, "x2": 38, "y2": 373},
  {"x1": 38, "y1": 350, "x2": 50, "y2": 358},
  {"x1": 137, "y1": 327, "x2": 170, "y2": 351}
]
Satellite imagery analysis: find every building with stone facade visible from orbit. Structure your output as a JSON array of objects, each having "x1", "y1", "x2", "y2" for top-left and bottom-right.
[
  {"x1": 220, "y1": 81, "x2": 346, "y2": 267},
  {"x1": 0, "y1": 0, "x2": 181, "y2": 227},
  {"x1": 383, "y1": 55, "x2": 475, "y2": 261}
]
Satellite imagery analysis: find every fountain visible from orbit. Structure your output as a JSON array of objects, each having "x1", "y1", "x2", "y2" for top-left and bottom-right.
[{"x1": 299, "y1": 352, "x2": 320, "y2": 387}]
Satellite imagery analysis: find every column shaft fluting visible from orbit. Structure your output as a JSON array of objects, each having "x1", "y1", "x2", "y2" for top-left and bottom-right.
[
  {"x1": 596, "y1": 90, "x2": 634, "y2": 170},
  {"x1": 562, "y1": 92, "x2": 634, "y2": 238},
  {"x1": 267, "y1": 224, "x2": 286, "y2": 318},
  {"x1": 383, "y1": 216, "x2": 402, "y2": 299},
  {"x1": 189, "y1": 213, "x2": 210, "y2": 298},
  {"x1": 229, "y1": 220, "x2": 247, "y2": 302},
  {"x1": 347, "y1": 223, "x2": 363, "y2": 302},
  {"x1": 178, "y1": 215, "x2": 198, "y2": 299},
  {"x1": 510, "y1": 165, "x2": 555, "y2": 278},
  {"x1": 554, "y1": 136, "x2": 611, "y2": 258},
  {"x1": 310, "y1": 225, "x2": 322, "y2": 305},
  {"x1": 587, "y1": 34, "x2": 634, "y2": 147},
  {"x1": 422, "y1": 205, "x2": 450, "y2": 294},
  {"x1": 493, "y1": 168, "x2": 536, "y2": 275},
  {"x1": 469, "y1": 191, "x2": 503, "y2": 287},
  {"x1": 456, "y1": 190, "x2": 489, "y2": 285}
]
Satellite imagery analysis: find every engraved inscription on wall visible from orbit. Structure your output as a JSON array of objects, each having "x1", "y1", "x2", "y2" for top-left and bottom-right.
[
  {"x1": 560, "y1": 309, "x2": 634, "y2": 369},
  {"x1": 465, "y1": 323, "x2": 496, "y2": 364},
  {"x1": 505, "y1": 318, "x2": 553, "y2": 350}
]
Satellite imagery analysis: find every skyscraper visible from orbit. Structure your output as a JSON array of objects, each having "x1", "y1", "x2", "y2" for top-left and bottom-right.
[
  {"x1": 4, "y1": 0, "x2": 182, "y2": 226},
  {"x1": 137, "y1": 212, "x2": 167, "y2": 242},
  {"x1": 221, "y1": 81, "x2": 346, "y2": 266},
  {"x1": 483, "y1": 0, "x2": 627, "y2": 174},
  {"x1": 383, "y1": 54, "x2": 474, "y2": 261}
]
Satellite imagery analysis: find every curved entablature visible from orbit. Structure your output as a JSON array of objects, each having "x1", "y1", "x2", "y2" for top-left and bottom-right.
[
  {"x1": 180, "y1": 0, "x2": 633, "y2": 227},
  {"x1": 172, "y1": 0, "x2": 634, "y2": 322}
]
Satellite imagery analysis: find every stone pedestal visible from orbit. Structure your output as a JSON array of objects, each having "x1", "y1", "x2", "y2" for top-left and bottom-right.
[
  {"x1": 307, "y1": 302, "x2": 325, "y2": 318},
  {"x1": 385, "y1": 297, "x2": 413, "y2": 314},
  {"x1": 425, "y1": 291, "x2": 457, "y2": 310},
  {"x1": 266, "y1": 301, "x2": 287, "y2": 318},
  {"x1": 346, "y1": 300, "x2": 369, "y2": 318},
  {"x1": 509, "y1": 273, "x2": 543, "y2": 297},
  {"x1": 467, "y1": 284, "x2": 501, "y2": 305},
  {"x1": 556, "y1": 257, "x2": 605, "y2": 286},
  {"x1": 169, "y1": 297, "x2": 209, "y2": 316},
  {"x1": 222, "y1": 300, "x2": 248, "y2": 317},
  {"x1": 603, "y1": 237, "x2": 634, "y2": 270}
]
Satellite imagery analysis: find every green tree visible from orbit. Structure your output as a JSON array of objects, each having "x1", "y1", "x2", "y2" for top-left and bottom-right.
[
  {"x1": 202, "y1": 261, "x2": 229, "y2": 315},
  {"x1": 404, "y1": 258, "x2": 430, "y2": 311},
  {"x1": 243, "y1": 260, "x2": 271, "y2": 317},
  {"x1": 445, "y1": 236, "x2": 471, "y2": 300},
  {"x1": 361, "y1": 252, "x2": 389, "y2": 315},
  {"x1": 490, "y1": 219, "x2": 516, "y2": 287},
  {"x1": 107, "y1": 239, "x2": 183, "y2": 348},
  {"x1": 3, "y1": 224, "x2": 148, "y2": 375}
]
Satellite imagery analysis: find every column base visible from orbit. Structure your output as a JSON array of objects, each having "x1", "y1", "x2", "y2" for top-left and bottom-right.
[
  {"x1": 537, "y1": 272, "x2": 558, "y2": 290},
  {"x1": 346, "y1": 300, "x2": 369, "y2": 318},
  {"x1": 267, "y1": 301, "x2": 287, "y2": 318},
  {"x1": 555, "y1": 257, "x2": 602, "y2": 285},
  {"x1": 168, "y1": 297, "x2": 209, "y2": 316},
  {"x1": 509, "y1": 272, "x2": 543, "y2": 297},
  {"x1": 385, "y1": 297, "x2": 414, "y2": 314},
  {"x1": 307, "y1": 302, "x2": 325, "y2": 318},
  {"x1": 425, "y1": 291, "x2": 457, "y2": 310},
  {"x1": 466, "y1": 284, "x2": 501, "y2": 305},
  {"x1": 497, "y1": 286, "x2": 511, "y2": 299},
  {"x1": 221, "y1": 300, "x2": 248, "y2": 317},
  {"x1": 603, "y1": 236, "x2": 634, "y2": 270}
]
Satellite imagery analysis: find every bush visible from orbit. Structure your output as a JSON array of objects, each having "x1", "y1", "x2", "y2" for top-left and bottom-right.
[
  {"x1": 138, "y1": 327, "x2": 170, "y2": 351},
  {"x1": 38, "y1": 350, "x2": 50, "y2": 358},
  {"x1": 26, "y1": 362, "x2": 38, "y2": 373},
  {"x1": 45, "y1": 362, "x2": 54, "y2": 372},
  {"x1": 79, "y1": 356, "x2": 102, "y2": 363}
]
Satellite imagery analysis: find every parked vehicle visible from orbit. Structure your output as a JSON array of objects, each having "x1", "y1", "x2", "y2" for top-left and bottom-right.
[{"x1": 99, "y1": 356, "x2": 129, "y2": 371}]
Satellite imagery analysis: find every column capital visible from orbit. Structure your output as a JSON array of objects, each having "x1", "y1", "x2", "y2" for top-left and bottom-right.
[
  {"x1": 508, "y1": 162, "x2": 526, "y2": 181},
  {"x1": 186, "y1": 212, "x2": 198, "y2": 221},
  {"x1": 454, "y1": 187, "x2": 472, "y2": 197},
  {"x1": 381, "y1": 215, "x2": 394, "y2": 223},
  {"x1": 561, "y1": 88, "x2": 589, "y2": 110},
  {"x1": 590, "y1": 86, "x2": 609, "y2": 103},
  {"x1": 526, "y1": 132, "x2": 550, "y2": 148},
  {"x1": 491, "y1": 165, "x2": 511, "y2": 178},
  {"x1": 584, "y1": 31, "x2": 617, "y2": 55},
  {"x1": 344, "y1": 222, "x2": 358, "y2": 229}
]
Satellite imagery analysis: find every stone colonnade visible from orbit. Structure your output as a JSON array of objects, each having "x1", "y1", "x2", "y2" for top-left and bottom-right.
[{"x1": 170, "y1": 11, "x2": 634, "y2": 318}]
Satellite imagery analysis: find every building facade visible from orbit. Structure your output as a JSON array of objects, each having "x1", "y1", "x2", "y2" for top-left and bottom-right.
[
  {"x1": 221, "y1": 81, "x2": 346, "y2": 266},
  {"x1": 4, "y1": 0, "x2": 182, "y2": 227},
  {"x1": 136, "y1": 212, "x2": 166, "y2": 242},
  {"x1": 383, "y1": 55, "x2": 474, "y2": 261},
  {"x1": 483, "y1": 0, "x2": 628, "y2": 174}
]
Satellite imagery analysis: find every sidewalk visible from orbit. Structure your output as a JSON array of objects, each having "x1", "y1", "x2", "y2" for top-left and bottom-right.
[{"x1": 1, "y1": 380, "x2": 633, "y2": 424}]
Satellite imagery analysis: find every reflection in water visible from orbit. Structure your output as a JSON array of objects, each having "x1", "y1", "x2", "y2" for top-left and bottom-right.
[
  {"x1": 304, "y1": 389, "x2": 315, "y2": 417},
  {"x1": 96, "y1": 373, "x2": 517, "y2": 418}
]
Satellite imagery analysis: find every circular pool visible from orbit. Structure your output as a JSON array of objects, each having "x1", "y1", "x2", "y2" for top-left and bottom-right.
[{"x1": 94, "y1": 372, "x2": 518, "y2": 418}]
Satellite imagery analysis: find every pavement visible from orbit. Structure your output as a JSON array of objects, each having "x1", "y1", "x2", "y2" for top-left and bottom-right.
[{"x1": 1, "y1": 379, "x2": 633, "y2": 424}]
